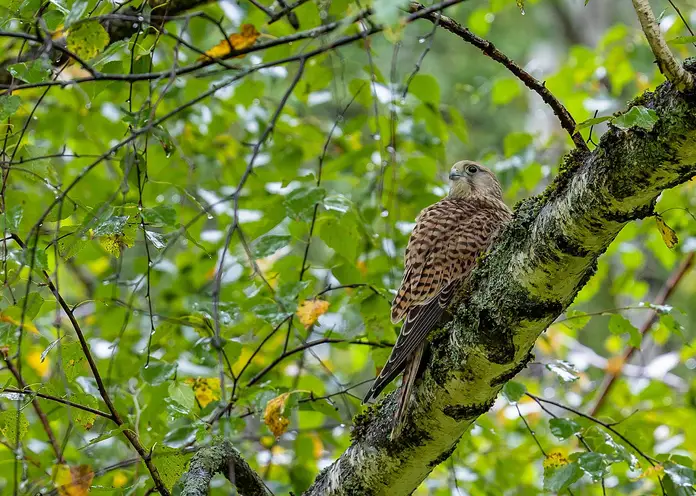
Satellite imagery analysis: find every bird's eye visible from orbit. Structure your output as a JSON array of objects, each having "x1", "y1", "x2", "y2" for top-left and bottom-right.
[{"x1": 466, "y1": 165, "x2": 478, "y2": 174}]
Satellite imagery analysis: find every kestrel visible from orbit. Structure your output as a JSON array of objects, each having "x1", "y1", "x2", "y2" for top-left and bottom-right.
[{"x1": 364, "y1": 160, "x2": 512, "y2": 439}]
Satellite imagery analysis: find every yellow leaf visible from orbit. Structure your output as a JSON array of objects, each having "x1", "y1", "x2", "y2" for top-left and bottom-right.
[
  {"x1": 606, "y1": 355, "x2": 624, "y2": 375},
  {"x1": 543, "y1": 451, "x2": 569, "y2": 469},
  {"x1": 98, "y1": 232, "x2": 134, "y2": 258},
  {"x1": 635, "y1": 464, "x2": 664, "y2": 480},
  {"x1": 185, "y1": 377, "x2": 221, "y2": 408},
  {"x1": 199, "y1": 24, "x2": 260, "y2": 61},
  {"x1": 27, "y1": 348, "x2": 50, "y2": 377},
  {"x1": 264, "y1": 392, "x2": 291, "y2": 438},
  {"x1": 53, "y1": 464, "x2": 94, "y2": 496},
  {"x1": 66, "y1": 21, "x2": 109, "y2": 60},
  {"x1": 655, "y1": 215, "x2": 678, "y2": 248},
  {"x1": 0, "y1": 313, "x2": 38, "y2": 334},
  {"x1": 296, "y1": 299, "x2": 329, "y2": 328},
  {"x1": 112, "y1": 471, "x2": 128, "y2": 488}
]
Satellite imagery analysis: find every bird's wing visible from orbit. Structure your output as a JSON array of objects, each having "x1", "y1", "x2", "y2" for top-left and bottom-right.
[{"x1": 364, "y1": 199, "x2": 507, "y2": 403}]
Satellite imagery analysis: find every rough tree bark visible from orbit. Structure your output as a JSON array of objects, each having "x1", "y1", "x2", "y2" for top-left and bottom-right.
[
  {"x1": 301, "y1": 77, "x2": 696, "y2": 495},
  {"x1": 179, "y1": 440, "x2": 272, "y2": 496},
  {"x1": 176, "y1": 72, "x2": 696, "y2": 495}
]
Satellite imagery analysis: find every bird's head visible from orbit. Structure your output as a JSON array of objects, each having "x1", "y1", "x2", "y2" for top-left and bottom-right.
[{"x1": 447, "y1": 160, "x2": 503, "y2": 200}]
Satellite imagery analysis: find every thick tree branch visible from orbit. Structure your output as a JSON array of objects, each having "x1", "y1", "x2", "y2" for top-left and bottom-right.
[
  {"x1": 631, "y1": 0, "x2": 695, "y2": 90},
  {"x1": 304, "y1": 80, "x2": 696, "y2": 495},
  {"x1": 178, "y1": 439, "x2": 272, "y2": 496},
  {"x1": 408, "y1": 2, "x2": 589, "y2": 152}
]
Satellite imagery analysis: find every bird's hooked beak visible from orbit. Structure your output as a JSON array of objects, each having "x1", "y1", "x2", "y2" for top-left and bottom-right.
[{"x1": 449, "y1": 172, "x2": 462, "y2": 180}]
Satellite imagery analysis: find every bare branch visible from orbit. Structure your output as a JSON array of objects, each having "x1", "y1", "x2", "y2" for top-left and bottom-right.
[
  {"x1": 408, "y1": 1, "x2": 589, "y2": 152},
  {"x1": 631, "y1": 0, "x2": 695, "y2": 90}
]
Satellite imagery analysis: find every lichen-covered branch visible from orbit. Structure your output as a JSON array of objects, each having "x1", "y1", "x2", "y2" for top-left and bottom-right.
[
  {"x1": 178, "y1": 440, "x2": 272, "y2": 496},
  {"x1": 304, "y1": 78, "x2": 696, "y2": 495},
  {"x1": 631, "y1": 0, "x2": 695, "y2": 90}
]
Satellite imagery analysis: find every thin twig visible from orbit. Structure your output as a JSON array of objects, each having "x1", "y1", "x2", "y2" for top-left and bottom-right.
[
  {"x1": 408, "y1": 1, "x2": 589, "y2": 151},
  {"x1": 591, "y1": 252, "x2": 694, "y2": 415}
]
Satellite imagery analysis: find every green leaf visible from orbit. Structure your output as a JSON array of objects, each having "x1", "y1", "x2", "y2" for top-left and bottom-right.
[
  {"x1": 448, "y1": 107, "x2": 469, "y2": 144},
  {"x1": 575, "y1": 452, "x2": 610, "y2": 481},
  {"x1": 64, "y1": 0, "x2": 90, "y2": 26},
  {"x1": 142, "y1": 205, "x2": 177, "y2": 227},
  {"x1": 501, "y1": 381, "x2": 526, "y2": 403},
  {"x1": 20, "y1": 245, "x2": 48, "y2": 271},
  {"x1": 0, "y1": 205, "x2": 23, "y2": 232},
  {"x1": 372, "y1": 0, "x2": 408, "y2": 25},
  {"x1": 16, "y1": 292, "x2": 44, "y2": 320},
  {"x1": 71, "y1": 393, "x2": 98, "y2": 429},
  {"x1": 491, "y1": 78, "x2": 521, "y2": 105},
  {"x1": 79, "y1": 424, "x2": 132, "y2": 449},
  {"x1": 0, "y1": 95, "x2": 21, "y2": 120},
  {"x1": 667, "y1": 35, "x2": 696, "y2": 45},
  {"x1": 0, "y1": 411, "x2": 29, "y2": 441},
  {"x1": 300, "y1": 397, "x2": 342, "y2": 422},
  {"x1": 152, "y1": 446, "x2": 190, "y2": 490},
  {"x1": 252, "y1": 303, "x2": 291, "y2": 326},
  {"x1": 62, "y1": 340, "x2": 87, "y2": 381},
  {"x1": 503, "y1": 132, "x2": 533, "y2": 157},
  {"x1": 543, "y1": 461, "x2": 582, "y2": 492},
  {"x1": 7, "y1": 60, "x2": 51, "y2": 83},
  {"x1": 253, "y1": 234, "x2": 291, "y2": 259},
  {"x1": 152, "y1": 125, "x2": 174, "y2": 157},
  {"x1": 409, "y1": 74, "x2": 440, "y2": 105},
  {"x1": 546, "y1": 360, "x2": 578, "y2": 383},
  {"x1": 323, "y1": 194, "x2": 352, "y2": 213},
  {"x1": 66, "y1": 20, "x2": 109, "y2": 60},
  {"x1": 141, "y1": 359, "x2": 177, "y2": 386},
  {"x1": 561, "y1": 309, "x2": 591, "y2": 331},
  {"x1": 93, "y1": 215, "x2": 129, "y2": 236},
  {"x1": 658, "y1": 314, "x2": 685, "y2": 340},
  {"x1": 574, "y1": 115, "x2": 612, "y2": 133},
  {"x1": 609, "y1": 314, "x2": 642, "y2": 347},
  {"x1": 284, "y1": 186, "x2": 325, "y2": 221},
  {"x1": 168, "y1": 382, "x2": 195, "y2": 410},
  {"x1": 613, "y1": 106, "x2": 659, "y2": 131},
  {"x1": 549, "y1": 418, "x2": 581, "y2": 440},
  {"x1": 664, "y1": 462, "x2": 696, "y2": 487},
  {"x1": 318, "y1": 213, "x2": 360, "y2": 262}
]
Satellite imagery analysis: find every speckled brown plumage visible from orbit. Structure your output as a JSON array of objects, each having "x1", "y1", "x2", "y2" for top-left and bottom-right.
[{"x1": 363, "y1": 161, "x2": 512, "y2": 439}]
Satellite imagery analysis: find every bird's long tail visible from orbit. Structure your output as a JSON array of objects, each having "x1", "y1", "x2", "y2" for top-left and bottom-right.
[{"x1": 390, "y1": 343, "x2": 424, "y2": 440}]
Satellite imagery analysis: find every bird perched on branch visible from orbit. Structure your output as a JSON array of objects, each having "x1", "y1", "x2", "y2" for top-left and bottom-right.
[{"x1": 363, "y1": 160, "x2": 512, "y2": 439}]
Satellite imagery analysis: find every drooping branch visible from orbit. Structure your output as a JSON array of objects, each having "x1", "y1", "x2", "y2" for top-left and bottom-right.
[
  {"x1": 631, "y1": 0, "x2": 695, "y2": 90},
  {"x1": 179, "y1": 440, "x2": 272, "y2": 496},
  {"x1": 303, "y1": 76, "x2": 696, "y2": 495},
  {"x1": 408, "y1": 1, "x2": 589, "y2": 152}
]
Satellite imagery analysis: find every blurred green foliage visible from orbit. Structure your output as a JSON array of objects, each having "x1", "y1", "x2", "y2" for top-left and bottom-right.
[{"x1": 0, "y1": 0, "x2": 695, "y2": 494}]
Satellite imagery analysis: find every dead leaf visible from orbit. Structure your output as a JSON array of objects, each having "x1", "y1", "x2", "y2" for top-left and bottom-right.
[
  {"x1": 53, "y1": 464, "x2": 94, "y2": 496},
  {"x1": 296, "y1": 300, "x2": 329, "y2": 328},
  {"x1": 264, "y1": 393, "x2": 290, "y2": 438},
  {"x1": 198, "y1": 24, "x2": 260, "y2": 61},
  {"x1": 655, "y1": 215, "x2": 678, "y2": 248}
]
